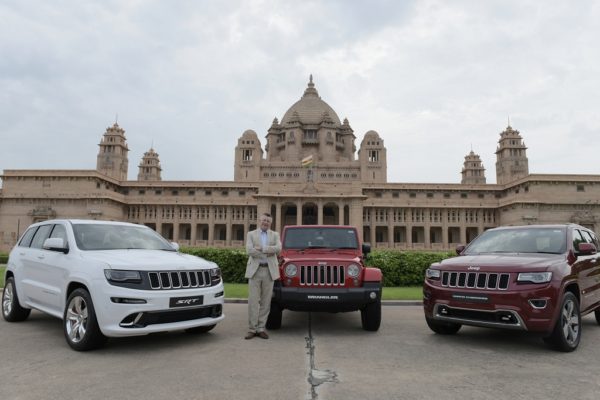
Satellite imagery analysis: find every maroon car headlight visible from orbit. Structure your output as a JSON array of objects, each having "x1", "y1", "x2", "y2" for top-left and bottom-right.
[
  {"x1": 284, "y1": 263, "x2": 297, "y2": 277},
  {"x1": 517, "y1": 272, "x2": 552, "y2": 284},
  {"x1": 425, "y1": 269, "x2": 441, "y2": 280}
]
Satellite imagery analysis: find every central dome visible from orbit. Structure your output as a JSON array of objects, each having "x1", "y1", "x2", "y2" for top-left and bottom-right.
[{"x1": 280, "y1": 76, "x2": 342, "y2": 126}]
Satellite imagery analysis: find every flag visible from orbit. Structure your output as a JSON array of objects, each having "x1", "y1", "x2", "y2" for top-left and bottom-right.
[{"x1": 301, "y1": 155, "x2": 314, "y2": 168}]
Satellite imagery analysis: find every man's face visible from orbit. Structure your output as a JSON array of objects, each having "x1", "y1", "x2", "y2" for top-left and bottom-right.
[{"x1": 259, "y1": 216, "x2": 271, "y2": 231}]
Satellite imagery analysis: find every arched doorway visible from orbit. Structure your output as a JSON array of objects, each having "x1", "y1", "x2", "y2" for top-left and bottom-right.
[
  {"x1": 302, "y1": 203, "x2": 318, "y2": 225},
  {"x1": 281, "y1": 202, "x2": 297, "y2": 228},
  {"x1": 323, "y1": 202, "x2": 339, "y2": 225}
]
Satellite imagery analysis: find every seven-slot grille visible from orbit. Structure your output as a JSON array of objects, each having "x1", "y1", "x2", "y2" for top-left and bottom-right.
[
  {"x1": 148, "y1": 270, "x2": 212, "y2": 290},
  {"x1": 299, "y1": 265, "x2": 346, "y2": 286},
  {"x1": 441, "y1": 271, "x2": 510, "y2": 290}
]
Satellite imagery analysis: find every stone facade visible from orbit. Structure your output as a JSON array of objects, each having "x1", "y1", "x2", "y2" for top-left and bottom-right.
[{"x1": 1, "y1": 77, "x2": 599, "y2": 252}]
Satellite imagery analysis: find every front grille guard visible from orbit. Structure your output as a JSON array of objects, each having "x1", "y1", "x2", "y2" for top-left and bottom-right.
[
  {"x1": 148, "y1": 270, "x2": 215, "y2": 290},
  {"x1": 441, "y1": 271, "x2": 510, "y2": 290}
]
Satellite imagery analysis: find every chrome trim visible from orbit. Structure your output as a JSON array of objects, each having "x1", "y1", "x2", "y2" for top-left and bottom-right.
[
  {"x1": 441, "y1": 271, "x2": 510, "y2": 290},
  {"x1": 299, "y1": 265, "x2": 345, "y2": 286},
  {"x1": 432, "y1": 303, "x2": 527, "y2": 330},
  {"x1": 148, "y1": 270, "x2": 212, "y2": 290},
  {"x1": 528, "y1": 299, "x2": 548, "y2": 309}
]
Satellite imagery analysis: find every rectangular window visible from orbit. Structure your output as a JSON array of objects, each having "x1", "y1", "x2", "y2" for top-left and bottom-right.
[{"x1": 368, "y1": 150, "x2": 379, "y2": 162}]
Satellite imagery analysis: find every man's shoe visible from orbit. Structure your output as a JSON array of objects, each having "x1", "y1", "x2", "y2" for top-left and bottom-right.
[
  {"x1": 244, "y1": 332, "x2": 256, "y2": 340},
  {"x1": 257, "y1": 331, "x2": 269, "y2": 339}
]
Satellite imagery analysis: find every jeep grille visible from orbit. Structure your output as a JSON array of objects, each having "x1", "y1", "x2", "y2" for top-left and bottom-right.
[
  {"x1": 441, "y1": 271, "x2": 510, "y2": 290},
  {"x1": 299, "y1": 265, "x2": 345, "y2": 286},
  {"x1": 148, "y1": 270, "x2": 212, "y2": 290}
]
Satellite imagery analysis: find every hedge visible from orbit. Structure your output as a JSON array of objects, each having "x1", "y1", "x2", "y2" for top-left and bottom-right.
[
  {"x1": 180, "y1": 247, "x2": 455, "y2": 287},
  {"x1": 0, "y1": 253, "x2": 8, "y2": 264}
]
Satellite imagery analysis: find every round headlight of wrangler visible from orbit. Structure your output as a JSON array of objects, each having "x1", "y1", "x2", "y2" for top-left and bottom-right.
[
  {"x1": 285, "y1": 263, "x2": 298, "y2": 277},
  {"x1": 347, "y1": 264, "x2": 360, "y2": 278}
]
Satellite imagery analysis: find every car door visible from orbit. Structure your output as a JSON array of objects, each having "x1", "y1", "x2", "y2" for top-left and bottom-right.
[
  {"x1": 570, "y1": 228, "x2": 598, "y2": 312},
  {"x1": 19, "y1": 223, "x2": 72, "y2": 315},
  {"x1": 580, "y1": 229, "x2": 600, "y2": 308},
  {"x1": 19, "y1": 223, "x2": 53, "y2": 307}
]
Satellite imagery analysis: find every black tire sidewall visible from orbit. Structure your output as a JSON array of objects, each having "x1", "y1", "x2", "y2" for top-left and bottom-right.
[{"x1": 63, "y1": 288, "x2": 106, "y2": 351}]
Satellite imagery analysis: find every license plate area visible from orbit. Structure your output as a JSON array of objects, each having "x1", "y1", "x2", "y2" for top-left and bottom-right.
[
  {"x1": 451, "y1": 292, "x2": 489, "y2": 303},
  {"x1": 169, "y1": 295, "x2": 203, "y2": 308}
]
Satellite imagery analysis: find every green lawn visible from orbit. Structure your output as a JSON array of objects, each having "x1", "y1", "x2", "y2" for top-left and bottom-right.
[{"x1": 0, "y1": 267, "x2": 422, "y2": 301}]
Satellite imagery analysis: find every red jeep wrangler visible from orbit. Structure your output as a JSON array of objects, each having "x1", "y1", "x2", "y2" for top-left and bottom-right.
[{"x1": 267, "y1": 225, "x2": 382, "y2": 331}]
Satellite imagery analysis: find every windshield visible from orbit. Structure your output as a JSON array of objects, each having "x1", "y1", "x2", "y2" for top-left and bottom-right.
[
  {"x1": 464, "y1": 227, "x2": 567, "y2": 255},
  {"x1": 284, "y1": 227, "x2": 358, "y2": 250},
  {"x1": 73, "y1": 223, "x2": 175, "y2": 251}
]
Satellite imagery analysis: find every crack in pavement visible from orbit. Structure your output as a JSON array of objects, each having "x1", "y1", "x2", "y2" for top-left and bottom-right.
[{"x1": 305, "y1": 312, "x2": 338, "y2": 400}]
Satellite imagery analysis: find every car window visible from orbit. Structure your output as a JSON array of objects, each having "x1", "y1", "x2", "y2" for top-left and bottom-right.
[
  {"x1": 49, "y1": 224, "x2": 68, "y2": 245},
  {"x1": 572, "y1": 229, "x2": 586, "y2": 252},
  {"x1": 464, "y1": 227, "x2": 566, "y2": 254},
  {"x1": 18, "y1": 226, "x2": 38, "y2": 248},
  {"x1": 72, "y1": 223, "x2": 174, "y2": 251},
  {"x1": 580, "y1": 230, "x2": 597, "y2": 248},
  {"x1": 587, "y1": 231, "x2": 600, "y2": 249},
  {"x1": 29, "y1": 224, "x2": 53, "y2": 249}
]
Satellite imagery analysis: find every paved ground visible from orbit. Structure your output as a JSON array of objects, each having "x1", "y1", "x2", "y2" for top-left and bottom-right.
[{"x1": 1, "y1": 303, "x2": 600, "y2": 400}]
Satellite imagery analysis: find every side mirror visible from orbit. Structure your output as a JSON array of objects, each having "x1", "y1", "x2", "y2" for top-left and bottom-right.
[
  {"x1": 362, "y1": 243, "x2": 371, "y2": 256},
  {"x1": 455, "y1": 245, "x2": 466, "y2": 255},
  {"x1": 43, "y1": 237, "x2": 69, "y2": 254},
  {"x1": 577, "y1": 242, "x2": 597, "y2": 255},
  {"x1": 171, "y1": 242, "x2": 180, "y2": 251}
]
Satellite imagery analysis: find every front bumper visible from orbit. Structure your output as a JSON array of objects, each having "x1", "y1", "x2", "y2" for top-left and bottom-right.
[
  {"x1": 273, "y1": 282, "x2": 381, "y2": 312},
  {"x1": 92, "y1": 279, "x2": 225, "y2": 337},
  {"x1": 423, "y1": 279, "x2": 558, "y2": 332}
]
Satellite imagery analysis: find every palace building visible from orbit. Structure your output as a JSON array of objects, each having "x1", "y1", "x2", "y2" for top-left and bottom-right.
[{"x1": 1, "y1": 76, "x2": 599, "y2": 252}]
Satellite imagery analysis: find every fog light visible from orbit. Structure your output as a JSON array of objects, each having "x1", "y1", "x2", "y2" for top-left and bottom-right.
[
  {"x1": 529, "y1": 299, "x2": 548, "y2": 309},
  {"x1": 111, "y1": 297, "x2": 147, "y2": 304},
  {"x1": 369, "y1": 291, "x2": 377, "y2": 300},
  {"x1": 214, "y1": 291, "x2": 224, "y2": 298}
]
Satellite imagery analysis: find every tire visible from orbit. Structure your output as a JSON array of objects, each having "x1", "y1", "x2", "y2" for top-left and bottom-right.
[
  {"x1": 425, "y1": 316, "x2": 461, "y2": 335},
  {"x1": 361, "y1": 300, "x2": 381, "y2": 331},
  {"x1": 63, "y1": 288, "x2": 107, "y2": 351},
  {"x1": 185, "y1": 324, "x2": 216, "y2": 334},
  {"x1": 266, "y1": 302, "x2": 282, "y2": 330},
  {"x1": 2, "y1": 277, "x2": 31, "y2": 322},
  {"x1": 545, "y1": 292, "x2": 580, "y2": 352}
]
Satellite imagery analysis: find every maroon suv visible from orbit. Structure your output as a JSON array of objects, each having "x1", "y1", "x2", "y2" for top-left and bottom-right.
[{"x1": 423, "y1": 224, "x2": 600, "y2": 351}]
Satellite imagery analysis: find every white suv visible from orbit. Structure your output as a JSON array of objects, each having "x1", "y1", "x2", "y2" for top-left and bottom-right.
[{"x1": 2, "y1": 219, "x2": 225, "y2": 351}]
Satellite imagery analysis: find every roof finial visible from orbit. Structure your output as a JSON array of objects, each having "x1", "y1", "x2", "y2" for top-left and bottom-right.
[
  {"x1": 507, "y1": 115, "x2": 511, "y2": 128},
  {"x1": 309, "y1": 74, "x2": 313, "y2": 84}
]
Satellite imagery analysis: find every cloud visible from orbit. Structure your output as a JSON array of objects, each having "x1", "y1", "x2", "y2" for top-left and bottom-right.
[{"x1": 1, "y1": 0, "x2": 600, "y2": 184}]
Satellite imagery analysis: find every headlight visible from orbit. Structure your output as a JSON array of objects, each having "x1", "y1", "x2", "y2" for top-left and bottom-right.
[
  {"x1": 210, "y1": 267, "x2": 221, "y2": 278},
  {"x1": 517, "y1": 272, "x2": 552, "y2": 284},
  {"x1": 347, "y1": 264, "x2": 360, "y2": 278},
  {"x1": 104, "y1": 269, "x2": 142, "y2": 283},
  {"x1": 285, "y1": 264, "x2": 297, "y2": 277},
  {"x1": 426, "y1": 269, "x2": 441, "y2": 279}
]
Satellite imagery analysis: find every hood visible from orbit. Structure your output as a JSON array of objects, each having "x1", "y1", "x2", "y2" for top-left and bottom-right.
[
  {"x1": 435, "y1": 253, "x2": 564, "y2": 271},
  {"x1": 281, "y1": 250, "x2": 361, "y2": 265},
  {"x1": 80, "y1": 249, "x2": 217, "y2": 271}
]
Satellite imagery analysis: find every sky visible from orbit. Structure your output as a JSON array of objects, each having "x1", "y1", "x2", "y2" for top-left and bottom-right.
[{"x1": 1, "y1": 0, "x2": 600, "y2": 185}]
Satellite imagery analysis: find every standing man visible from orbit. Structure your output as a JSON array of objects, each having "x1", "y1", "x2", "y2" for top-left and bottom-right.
[{"x1": 245, "y1": 213, "x2": 281, "y2": 339}]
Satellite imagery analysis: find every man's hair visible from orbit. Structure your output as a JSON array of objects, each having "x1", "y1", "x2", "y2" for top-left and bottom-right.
[{"x1": 261, "y1": 213, "x2": 271, "y2": 218}]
